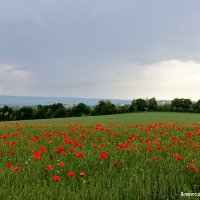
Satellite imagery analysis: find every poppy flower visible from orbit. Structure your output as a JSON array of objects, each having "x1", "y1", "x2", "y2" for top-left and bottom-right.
[
  {"x1": 67, "y1": 171, "x2": 75, "y2": 178},
  {"x1": 52, "y1": 176, "x2": 60, "y2": 182},
  {"x1": 6, "y1": 163, "x2": 12, "y2": 169},
  {"x1": 156, "y1": 146, "x2": 162, "y2": 150},
  {"x1": 146, "y1": 137, "x2": 151, "y2": 142},
  {"x1": 175, "y1": 156, "x2": 182, "y2": 161},
  {"x1": 76, "y1": 152, "x2": 84, "y2": 159},
  {"x1": 112, "y1": 161, "x2": 119, "y2": 167},
  {"x1": 165, "y1": 148, "x2": 170, "y2": 152},
  {"x1": 33, "y1": 151, "x2": 41, "y2": 160},
  {"x1": 148, "y1": 148, "x2": 153, "y2": 153},
  {"x1": 79, "y1": 173, "x2": 86, "y2": 177},
  {"x1": 153, "y1": 156, "x2": 158, "y2": 161},
  {"x1": 58, "y1": 162, "x2": 64, "y2": 167},
  {"x1": 99, "y1": 151, "x2": 107, "y2": 160},
  {"x1": 188, "y1": 163, "x2": 196, "y2": 170},
  {"x1": 9, "y1": 150, "x2": 14, "y2": 155},
  {"x1": 47, "y1": 165, "x2": 53, "y2": 171},
  {"x1": 49, "y1": 141, "x2": 53, "y2": 145},
  {"x1": 13, "y1": 167, "x2": 20, "y2": 172}
]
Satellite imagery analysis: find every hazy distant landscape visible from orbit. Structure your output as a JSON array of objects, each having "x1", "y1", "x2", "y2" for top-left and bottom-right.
[{"x1": 0, "y1": 95, "x2": 132, "y2": 107}]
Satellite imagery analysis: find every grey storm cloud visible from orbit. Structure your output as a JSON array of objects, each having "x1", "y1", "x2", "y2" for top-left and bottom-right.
[{"x1": 0, "y1": 0, "x2": 200, "y2": 100}]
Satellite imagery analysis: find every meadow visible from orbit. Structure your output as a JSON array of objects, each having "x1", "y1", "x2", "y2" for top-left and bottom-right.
[{"x1": 0, "y1": 112, "x2": 200, "y2": 199}]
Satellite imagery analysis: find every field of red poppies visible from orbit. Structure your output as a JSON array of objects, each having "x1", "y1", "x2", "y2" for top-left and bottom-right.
[{"x1": 0, "y1": 120, "x2": 200, "y2": 199}]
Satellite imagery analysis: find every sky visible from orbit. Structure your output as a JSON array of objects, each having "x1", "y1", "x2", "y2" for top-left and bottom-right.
[{"x1": 0, "y1": 0, "x2": 200, "y2": 100}]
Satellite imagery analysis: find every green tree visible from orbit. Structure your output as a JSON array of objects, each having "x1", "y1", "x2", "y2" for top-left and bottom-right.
[
  {"x1": 72, "y1": 103, "x2": 90, "y2": 117},
  {"x1": 131, "y1": 98, "x2": 147, "y2": 112},
  {"x1": 94, "y1": 100, "x2": 117, "y2": 115},
  {"x1": 0, "y1": 105, "x2": 14, "y2": 121},
  {"x1": 171, "y1": 98, "x2": 192, "y2": 112},
  {"x1": 193, "y1": 99, "x2": 200, "y2": 113},
  {"x1": 147, "y1": 97, "x2": 158, "y2": 111},
  {"x1": 51, "y1": 103, "x2": 66, "y2": 118},
  {"x1": 15, "y1": 107, "x2": 34, "y2": 120}
]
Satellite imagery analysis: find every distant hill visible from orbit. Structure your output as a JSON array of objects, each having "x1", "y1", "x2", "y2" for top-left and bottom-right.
[{"x1": 0, "y1": 95, "x2": 132, "y2": 107}]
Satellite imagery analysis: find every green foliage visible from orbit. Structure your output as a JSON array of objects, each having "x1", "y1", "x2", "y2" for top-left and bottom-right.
[
  {"x1": 1, "y1": 97, "x2": 200, "y2": 122},
  {"x1": 93, "y1": 100, "x2": 117, "y2": 115},
  {"x1": 15, "y1": 106, "x2": 34, "y2": 120},
  {"x1": 147, "y1": 97, "x2": 158, "y2": 111},
  {"x1": 171, "y1": 98, "x2": 193, "y2": 112},
  {"x1": 193, "y1": 100, "x2": 200, "y2": 113},
  {"x1": 72, "y1": 103, "x2": 90, "y2": 117},
  {"x1": 0, "y1": 106, "x2": 14, "y2": 121},
  {"x1": 131, "y1": 98, "x2": 147, "y2": 111}
]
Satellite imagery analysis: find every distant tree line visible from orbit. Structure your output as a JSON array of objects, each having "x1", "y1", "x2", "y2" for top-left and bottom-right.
[{"x1": 0, "y1": 98, "x2": 200, "y2": 121}]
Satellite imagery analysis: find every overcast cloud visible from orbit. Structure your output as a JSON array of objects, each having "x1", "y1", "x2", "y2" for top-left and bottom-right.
[{"x1": 0, "y1": 0, "x2": 200, "y2": 100}]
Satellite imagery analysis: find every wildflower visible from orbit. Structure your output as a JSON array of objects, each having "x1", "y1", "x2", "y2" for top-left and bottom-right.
[
  {"x1": 33, "y1": 151, "x2": 41, "y2": 160},
  {"x1": 148, "y1": 148, "x2": 153, "y2": 153},
  {"x1": 146, "y1": 137, "x2": 151, "y2": 142},
  {"x1": 49, "y1": 141, "x2": 53, "y2": 145},
  {"x1": 39, "y1": 146, "x2": 46, "y2": 153},
  {"x1": 188, "y1": 163, "x2": 196, "y2": 170},
  {"x1": 63, "y1": 138, "x2": 71, "y2": 144},
  {"x1": 13, "y1": 166, "x2": 20, "y2": 172},
  {"x1": 52, "y1": 176, "x2": 60, "y2": 182},
  {"x1": 175, "y1": 156, "x2": 182, "y2": 161},
  {"x1": 99, "y1": 151, "x2": 107, "y2": 160},
  {"x1": 153, "y1": 156, "x2": 158, "y2": 161},
  {"x1": 165, "y1": 148, "x2": 170, "y2": 152},
  {"x1": 79, "y1": 172, "x2": 86, "y2": 177},
  {"x1": 156, "y1": 146, "x2": 162, "y2": 150},
  {"x1": 67, "y1": 171, "x2": 75, "y2": 178},
  {"x1": 9, "y1": 150, "x2": 14, "y2": 155},
  {"x1": 47, "y1": 165, "x2": 53, "y2": 171},
  {"x1": 58, "y1": 162, "x2": 64, "y2": 167},
  {"x1": 76, "y1": 152, "x2": 84, "y2": 159},
  {"x1": 6, "y1": 163, "x2": 12, "y2": 169},
  {"x1": 112, "y1": 161, "x2": 119, "y2": 167}
]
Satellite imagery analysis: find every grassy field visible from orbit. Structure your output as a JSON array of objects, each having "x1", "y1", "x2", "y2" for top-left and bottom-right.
[
  {"x1": 0, "y1": 112, "x2": 200, "y2": 199},
  {"x1": 1, "y1": 112, "x2": 200, "y2": 125}
]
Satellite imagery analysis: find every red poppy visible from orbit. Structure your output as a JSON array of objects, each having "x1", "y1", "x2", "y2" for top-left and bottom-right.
[
  {"x1": 63, "y1": 138, "x2": 71, "y2": 144},
  {"x1": 67, "y1": 171, "x2": 75, "y2": 178},
  {"x1": 165, "y1": 148, "x2": 170, "y2": 152},
  {"x1": 175, "y1": 156, "x2": 182, "y2": 161},
  {"x1": 112, "y1": 161, "x2": 119, "y2": 167},
  {"x1": 148, "y1": 148, "x2": 153, "y2": 153},
  {"x1": 52, "y1": 176, "x2": 60, "y2": 182},
  {"x1": 156, "y1": 146, "x2": 162, "y2": 150},
  {"x1": 33, "y1": 151, "x2": 41, "y2": 160},
  {"x1": 13, "y1": 166, "x2": 20, "y2": 172},
  {"x1": 9, "y1": 150, "x2": 14, "y2": 155},
  {"x1": 146, "y1": 137, "x2": 151, "y2": 142},
  {"x1": 47, "y1": 165, "x2": 53, "y2": 171},
  {"x1": 58, "y1": 162, "x2": 64, "y2": 167},
  {"x1": 79, "y1": 172, "x2": 86, "y2": 177},
  {"x1": 76, "y1": 152, "x2": 84, "y2": 159},
  {"x1": 153, "y1": 156, "x2": 158, "y2": 160},
  {"x1": 99, "y1": 151, "x2": 107, "y2": 160},
  {"x1": 6, "y1": 163, "x2": 12, "y2": 169},
  {"x1": 39, "y1": 146, "x2": 46, "y2": 153},
  {"x1": 188, "y1": 163, "x2": 196, "y2": 170}
]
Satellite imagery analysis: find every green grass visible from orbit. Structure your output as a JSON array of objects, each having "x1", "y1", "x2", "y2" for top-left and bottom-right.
[
  {"x1": 0, "y1": 112, "x2": 200, "y2": 200},
  {"x1": 1, "y1": 112, "x2": 200, "y2": 125}
]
